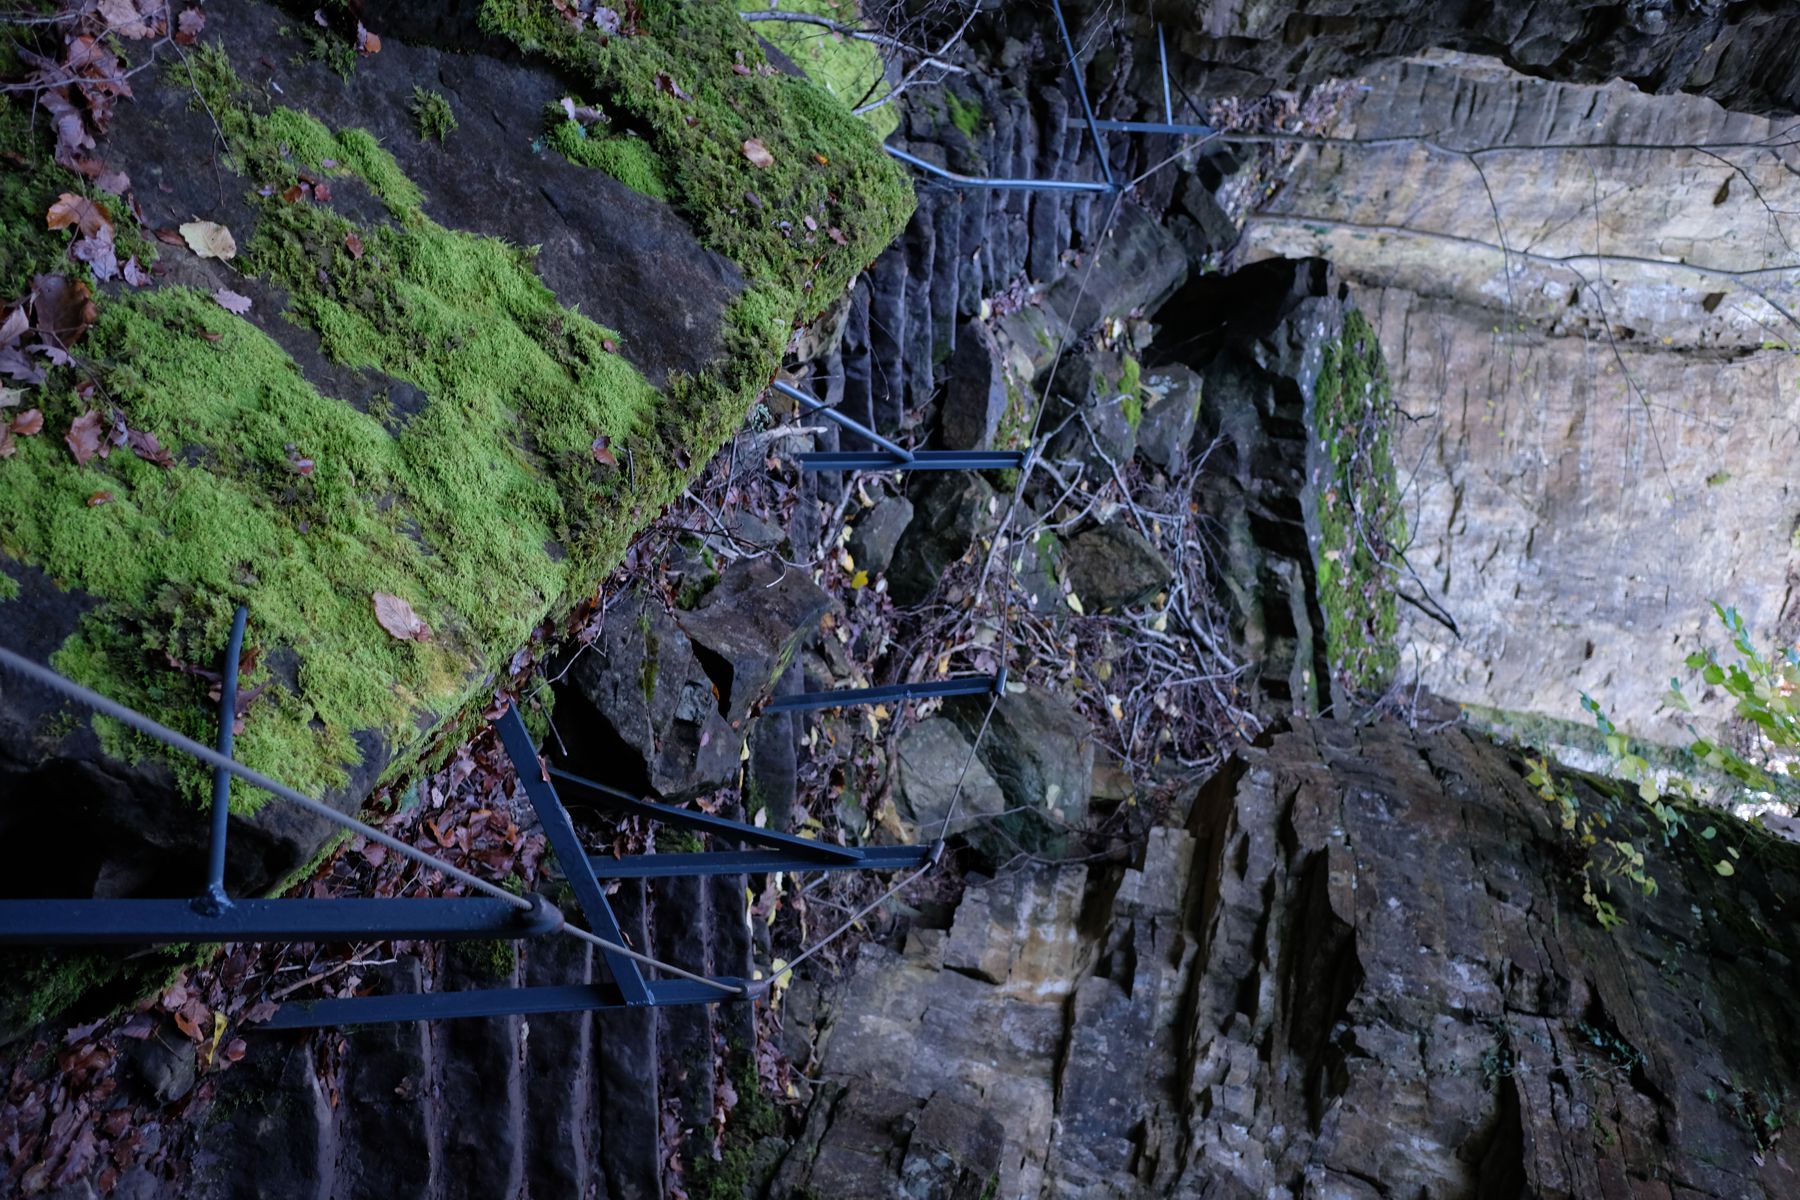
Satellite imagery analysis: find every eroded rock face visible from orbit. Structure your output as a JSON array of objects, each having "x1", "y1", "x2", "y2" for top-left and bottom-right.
[
  {"x1": 1236, "y1": 52, "x2": 1800, "y2": 740},
  {"x1": 797, "y1": 720, "x2": 1800, "y2": 1198}
]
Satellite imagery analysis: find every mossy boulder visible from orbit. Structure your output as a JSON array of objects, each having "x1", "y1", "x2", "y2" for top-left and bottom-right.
[{"x1": 0, "y1": 0, "x2": 910, "y2": 921}]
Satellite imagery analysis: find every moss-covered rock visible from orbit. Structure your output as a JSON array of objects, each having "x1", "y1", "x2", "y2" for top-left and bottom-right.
[{"x1": 0, "y1": 0, "x2": 909, "y2": 967}]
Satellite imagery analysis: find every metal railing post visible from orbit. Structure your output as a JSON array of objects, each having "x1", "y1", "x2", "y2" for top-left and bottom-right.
[
  {"x1": 195, "y1": 604, "x2": 248, "y2": 916},
  {"x1": 770, "y1": 379, "x2": 914, "y2": 463}
]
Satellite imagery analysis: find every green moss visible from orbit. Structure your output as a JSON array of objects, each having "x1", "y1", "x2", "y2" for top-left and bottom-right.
[
  {"x1": 1312, "y1": 309, "x2": 1404, "y2": 692},
  {"x1": 548, "y1": 119, "x2": 672, "y2": 201},
  {"x1": 944, "y1": 90, "x2": 983, "y2": 140},
  {"x1": 409, "y1": 86, "x2": 458, "y2": 143},
  {"x1": 1117, "y1": 354, "x2": 1144, "y2": 431},
  {"x1": 0, "y1": 571, "x2": 17, "y2": 602},
  {"x1": 687, "y1": 1055, "x2": 782, "y2": 1200},
  {"x1": 656, "y1": 828, "x2": 705, "y2": 855},
  {"x1": 449, "y1": 937, "x2": 518, "y2": 980},
  {"x1": 750, "y1": 0, "x2": 898, "y2": 141},
  {"x1": 478, "y1": 0, "x2": 912, "y2": 315}
]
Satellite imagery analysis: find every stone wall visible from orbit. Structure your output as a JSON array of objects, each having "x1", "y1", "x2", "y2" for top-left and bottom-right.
[
  {"x1": 788, "y1": 718, "x2": 1800, "y2": 1198},
  {"x1": 1238, "y1": 52, "x2": 1800, "y2": 741}
]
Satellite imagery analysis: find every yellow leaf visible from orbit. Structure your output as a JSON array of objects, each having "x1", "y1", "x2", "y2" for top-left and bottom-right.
[
  {"x1": 850, "y1": 569, "x2": 869, "y2": 589},
  {"x1": 179, "y1": 219, "x2": 237, "y2": 260},
  {"x1": 1065, "y1": 592, "x2": 1085, "y2": 615}
]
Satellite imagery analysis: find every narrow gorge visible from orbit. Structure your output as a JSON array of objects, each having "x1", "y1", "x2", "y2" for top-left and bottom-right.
[{"x1": 2, "y1": 3, "x2": 1798, "y2": 1198}]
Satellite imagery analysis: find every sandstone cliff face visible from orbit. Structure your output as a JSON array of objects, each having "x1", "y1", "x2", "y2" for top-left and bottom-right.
[
  {"x1": 791, "y1": 720, "x2": 1800, "y2": 1198},
  {"x1": 1237, "y1": 52, "x2": 1800, "y2": 741}
]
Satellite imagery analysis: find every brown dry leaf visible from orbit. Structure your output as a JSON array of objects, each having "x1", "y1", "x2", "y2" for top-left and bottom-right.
[
  {"x1": 11, "y1": 409, "x2": 44, "y2": 436},
  {"x1": 0, "y1": 428, "x2": 13, "y2": 459},
  {"x1": 46, "y1": 193, "x2": 112, "y2": 237},
  {"x1": 240, "y1": 1000, "x2": 280, "y2": 1025},
  {"x1": 591, "y1": 434, "x2": 618, "y2": 468},
  {"x1": 179, "y1": 219, "x2": 237, "y2": 260},
  {"x1": 356, "y1": 23, "x2": 381, "y2": 53},
  {"x1": 126, "y1": 426, "x2": 174, "y2": 468},
  {"x1": 176, "y1": 7, "x2": 206, "y2": 44},
  {"x1": 65, "y1": 410, "x2": 106, "y2": 465},
  {"x1": 372, "y1": 591, "x2": 432, "y2": 642},
  {"x1": 827, "y1": 226, "x2": 849, "y2": 246},
  {"x1": 742, "y1": 138, "x2": 775, "y2": 169},
  {"x1": 313, "y1": 180, "x2": 333, "y2": 203},
  {"x1": 86, "y1": 490, "x2": 112, "y2": 507},
  {"x1": 655, "y1": 72, "x2": 692, "y2": 102},
  {"x1": 121, "y1": 256, "x2": 151, "y2": 287},
  {"x1": 223, "y1": 1038, "x2": 247, "y2": 1063},
  {"x1": 97, "y1": 0, "x2": 161, "y2": 39},
  {"x1": 214, "y1": 288, "x2": 253, "y2": 315},
  {"x1": 33, "y1": 274, "x2": 97, "y2": 350},
  {"x1": 280, "y1": 184, "x2": 304, "y2": 204},
  {"x1": 343, "y1": 232, "x2": 365, "y2": 259}
]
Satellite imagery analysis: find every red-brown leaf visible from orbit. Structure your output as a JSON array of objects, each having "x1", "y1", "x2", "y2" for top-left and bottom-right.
[
  {"x1": 65, "y1": 409, "x2": 106, "y2": 465},
  {"x1": 742, "y1": 138, "x2": 775, "y2": 169},
  {"x1": 591, "y1": 434, "x2": 618, "y2": 468},
  {"x1": 343, "y1": 231, "x2": 365, "y2": 259},
  {"x1": 32, "y1": 274, "x2": 97, "y2": 349},
  {"x1": 313, "y1": 180, "x2": 332, "y2": 203},
  {"x1": 0, "y1": 428, "x2": 13, "y2": 459},
  {"x1": 223, "y1": 1037, "x2": 247, "y2": 1062},
  {"x1": 372, "y1": 591, "x2": 433, "y2": 642},
  {"x1": 240, "y1": 1000, "x2": 279, "y2": 1025},
  {"x1": 122, "y1": 256, "x2": 151, "y2": 287},
  {"x1": 11, "y1": 408, "x2": 44, "y2": 436},
  {"x1": 655, "y1": 72, "x2": 692, "y2": 102},
  {"x1": 86, "y1": 490, "x2": 112, "y2": 507}
]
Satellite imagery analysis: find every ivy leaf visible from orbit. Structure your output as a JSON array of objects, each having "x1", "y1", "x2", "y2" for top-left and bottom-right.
[
  {"x1": 179, "y1": 219, "x2": 238, "y2": 260},
  {"x1": 372, "y1": 591, "x2": 433, "y2": 642},
  {"x1": 742, "y1": 138, "x2": 775, "y2": 169},
  {"x1": 213, "y1": 288, "x2": 253, "y2": 315}
]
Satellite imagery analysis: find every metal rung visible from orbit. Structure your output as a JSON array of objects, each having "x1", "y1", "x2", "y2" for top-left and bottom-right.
[
  {"x1": 767, "y1": 675, "x2": 1000, "y2": 714},
  {"x1": 770, "y1": 379, "x2": 913, "y2": 462},
  {"x1": 548, "y1": 767, "x2": 862, "y2": 864},
  {"x1": 1091, "y1": 119, "x2": 1216, "y2": 136},
  {"x1": 798, "y1": 450, "x2": 1026, "y2": 473},
  {"x1": 264, "y1": 978, "x2": 744, "y2": 1029},
  {"x1": 0, "y1": 897, "x2": 561, "y2": 945},
  {"x1": 590, "y1": 844, "x2": 930, "y2": 879}
]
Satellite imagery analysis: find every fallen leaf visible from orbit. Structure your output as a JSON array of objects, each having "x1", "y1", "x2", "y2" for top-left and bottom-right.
[
  {"x1": 241, "y1": 1000, "x2": 279, "y2": 1025},
  {"x1": 343, "y1": 232, "x2": 365, "y2": 259},
  {"x1": 176, "y1": 7, "x2": 205, "y2": 44},
  {"x1": 173, "y1": 998, "x2": 208, "y2": 1041},
  {"x1": 0, "y1": 428, "x2": 12, "y2": 459},
  {"x1": 126, "y1": 426, "x2": 174, "y2": 468},
  {"x1": 179, "y1": 219, "x2": 237, "y2": 260},
  {"x1": 11, "y1": 409, "x2": 44, "y2": 436},
  {"x1": 87, "y1": 490, "x2": 112, "y2": 507},
  {"x1": 312, "y1": 180, "x2": 332, "y2": 203},
  {"x1": 372, "y1": 591, "x2": 432, "y2": 642},
  {"x1": 291, "y1": 457, "x2": 315, "y2": 476},
  {"x1": 0, "y1": 308, "x2": 26, "y2": 347},
  {"x1": 94, "y1": 169, "x2": 130, "y2": 195},
  {"x1": 742, "y1": 138, "x2": 775, "y2": 169},
  {"x1": 122, "y1": 256, "x2": 151, "y2": 287},
  {"x1": 732, "y1": 62, "x2": 753, "y2": 77},
  {"x1": 0, "y1": 387, "x2": 19, "y2": 408},
  {"x1": 152, "y1": 227, "x2": 187, "y2": 247},
  {"x1": 655, "y1": 72, "x2": 692, "y2": 102},
  {"x1": 46, "y1": 193, "x2": 112, "y2": 237},
  {"x1": 591, "y1": 434, "x2": 618, "y2": 467},
  {"x1": 827, "y1": 226, "x2": 848, "y2": 246},
  {"x1": 356, "y1": 23, "x2": 381, "y2": 53},
  {"x1": 223, "y1": 1038, "x2": 247, "y2": 1063},
  {"x1": 97, "y1": 0, "x2": 160, "y2": 39},
  {"x1": 199, "y1": 330, "x2": 223, "y2": 343},
  {"x1": 70, "y1": 226, "x2": 120, "y2": 281},
  {"x1": 33, "y1": 274, "x2": 96, "y2": 349},
  {"x1": 214, "y1": 288, "x2": 253, "y2": 315},
  {"x1": 280, "y1": 184, "x2": 304, "y2": 204},
  {"x1": 601, "y1": 338, "x2": 618, "y2": 353},
  {"x1": 66, "y1": 409, "x2": 106, "y2": 465}
]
